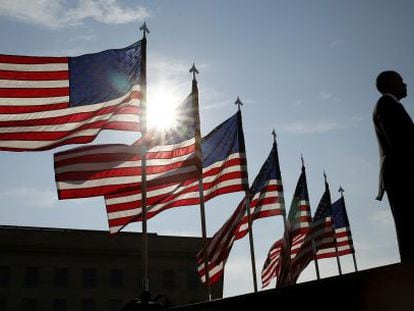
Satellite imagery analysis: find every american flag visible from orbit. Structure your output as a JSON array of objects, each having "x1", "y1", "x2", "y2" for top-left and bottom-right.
[
  {"x1": 282, "y1": 178, "x2": 336, "y2": 285},
  {"x1": 105, "y1": 110, "x2": 248, "y2": 233},
  {"x1": 0, "y1": 40, "x2": 143, "y2": 151},
  {"x1": 284, "y1": 185, "x2": 355, "y2": 278},
  {"x1": 261, "y1": 238, "x2": 283, "y2": 288},
  {"x1": 312, "y1": 179, "x2": 337, "y2": 260},
  {"x1": 235, "y1": 140, "x2": 284, "y2": 239},
  {"x1": 196, "y1": 198, "x2": 246, "y2": 285},
  {"x1": 197, "y1": 141, "x2": 285, "y2": 285},
  {"x1": 262, "y1": 163, "x2": 312, "y2": 288},
  {"x1": 54, "y1": 87, "x2": 199, "y2": 200},
  {"x1": 331, "y1": 196, "x2": 355, "y2": 256}
]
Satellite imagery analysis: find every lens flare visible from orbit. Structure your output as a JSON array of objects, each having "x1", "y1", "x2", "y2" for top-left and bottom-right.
[{"x1": 147, "y1": 82, "x2": 182, "y2": 131}]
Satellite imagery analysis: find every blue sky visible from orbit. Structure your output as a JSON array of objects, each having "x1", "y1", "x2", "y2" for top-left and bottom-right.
[{"x1": 0, "y1": 0, "x2": 413, "y2": 298}]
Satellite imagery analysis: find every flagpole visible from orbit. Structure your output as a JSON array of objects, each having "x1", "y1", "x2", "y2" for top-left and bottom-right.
[
  {"x1": 324, "y1": 172, "x2": 343, "y2": 276},
  {"x1": 272, "y1": 130, "x2": 290, "y2": 288},
  {"x1": 309, "y1": 159, "x2": 320, "y2": 280},
  {"x1": 235, "y1": 97, "x2": 258, "y2": 292},
  {"x1": 311, "y1": 229, "x2": 321, "y2": 280},
  {"x1": 139, "y1": 22, "x2": 150, "y2": 299},
  {"x1": 339, "y1": 186, "x2": 358, "y2": 272},
  {"x1": 190, "y1": 64, "x2": 212, "y2": 300}
]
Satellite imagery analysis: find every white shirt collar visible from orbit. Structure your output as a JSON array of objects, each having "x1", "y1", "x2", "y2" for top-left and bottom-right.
[{"x1": 383, "y1": 93, "x2": 400, "y2": 103}]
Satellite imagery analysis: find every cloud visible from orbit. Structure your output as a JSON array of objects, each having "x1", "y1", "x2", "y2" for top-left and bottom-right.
[
  {"x1": 0, "y1": 187, "x2": 58, "y2": 208},
  {"x1": 370, "y1": 209, "x2": 394, "y2": 228},
  {"x1": 65, "y1": 0, "x2": 149, "y2": 26},
  {"x1": 282, "y1": 116, "x2": 363, "y2": 135},
  {"x1": 319, "y1": 91, "x2": 341, "y2": 104},
  {"x1": 0, "y1": 0, "x2": 149, "y2": 29},
  {"x1": 283, "y1": 120, "x2": 342, "y2": 134}
]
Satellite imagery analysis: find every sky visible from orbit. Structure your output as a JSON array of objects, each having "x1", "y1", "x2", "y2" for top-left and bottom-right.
[{"x1": 0, "y1": 0, "x2": 413, "y2": 299}]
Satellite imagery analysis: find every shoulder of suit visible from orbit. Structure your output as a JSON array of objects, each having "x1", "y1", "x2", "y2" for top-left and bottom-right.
[
  {"x1": 381, "y1": 93, "x2": 399, "y2": 102},
  {"x1": 376, "y1": 94, "x2": 399, "y2": 108}
]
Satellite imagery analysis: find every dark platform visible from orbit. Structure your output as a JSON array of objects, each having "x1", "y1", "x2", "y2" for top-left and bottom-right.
[{"x1": 168, "y1": 262, "x2": 414, "y2": 311}]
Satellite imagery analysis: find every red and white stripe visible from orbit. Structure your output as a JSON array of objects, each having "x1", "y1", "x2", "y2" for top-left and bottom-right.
[
  {"x1": 261, "y1": 239, "x2": 283, "y2": 288},
  {"x1": 195, "y1": 198, "x2": 246, "y2": 285},
  {"x1": 235, "y1": 179, "x2": 284, "y2": 240},
  {"x1": 0, "y1": 55, "x2": 140, "y2": 151},
  {"x1": 197, "y1": 260, "x2": 225, "y2": 285},
  {"x1": 261, "y1": 200, "x2": 312, "y2": 288},
  {"x1": 334, "y1": 227, "x2": 355, "y2": 256},
  {"x1": 54, "y1": 138, "x2": 197, "y2": 199},
  {"x1": 105, "y1": 152, "x2": 247, "y2": 233}
]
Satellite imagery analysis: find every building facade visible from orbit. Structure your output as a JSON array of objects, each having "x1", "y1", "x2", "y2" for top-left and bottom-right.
[{"x1": 0, "y1": 225, "x2": 222, "y2": 311}]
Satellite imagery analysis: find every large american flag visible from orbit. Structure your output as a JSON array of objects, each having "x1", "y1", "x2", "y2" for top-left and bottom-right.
[
  {"x1": 197, "y1": 141, "x2": 285, "y2": 285},
  {"x1": 105, "y1": 110, "x2": 248, "y2": 233},
  {"x1": 0, "y1": 40, "x2": 143, "y2": 151},
  {"x1": 262, "y1": 164, "x2": 312, "y2": 288},
  {"x1": 54, "y1": 87, "x2": 199, "y2": 200}
]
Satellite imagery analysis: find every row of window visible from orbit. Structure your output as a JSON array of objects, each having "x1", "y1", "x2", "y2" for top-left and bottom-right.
[
  {"x1": 0, "y1": 297, "x2": 123, "y2": 311},
  {"x1": 0, "y1": 266, "x2": 200, "y2": 290}
]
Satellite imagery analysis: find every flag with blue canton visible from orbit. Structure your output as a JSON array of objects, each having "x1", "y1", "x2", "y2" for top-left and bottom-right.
[
  {"x1": 276, "y1": 163, "x2": 312, "y2": 288},
  {"x1": 288, "y1": 177, "x2": 336, "y2": 283},
  {"x1": 312, "y1": 178, "x2": 337, "y2": 259},
  {"x1": 235, "y1": 140, "x2": 285, "y2": 239},
  {"x1": 332, "y1": 196, "x2": 355, "y2": 255},
  {"x1": 332, "y1": 196, "x2": 350, "y2": 228},
  {"x1": 196, "y1": 139, "x2": 285, "y2": 284},
  {"x1": 105, "y1": 109, "x2": 248, "y2": 233},
  {"x1": 54, "y1": 84, "x2": 198, "y2": 200},
  {"x1": 0, "y1": 40, "x2": 144, "y2": 151},
  {"x1": 313, "y1": 180, "x2": 332, "y2": 221}
]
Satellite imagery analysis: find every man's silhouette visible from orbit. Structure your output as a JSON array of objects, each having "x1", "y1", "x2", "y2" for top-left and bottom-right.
[{"x1": 373, "y1": 70, "x2": 414, "y2": 262}]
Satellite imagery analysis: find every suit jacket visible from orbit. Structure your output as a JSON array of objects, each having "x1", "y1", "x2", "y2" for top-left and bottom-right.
[{"x1": 373, "y1": 94, "x2": 414, "y2": 200}]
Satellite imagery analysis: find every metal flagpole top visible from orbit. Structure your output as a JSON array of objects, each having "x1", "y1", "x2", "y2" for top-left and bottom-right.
[
  {"x1": 235, "y1": 97, "x2": 243, "y2": 111},
  {"x1": 189, "y1": 63, "x2": 199, "y2": 81},
  {"x1": 272, "y1": 129, "x2": 277, "y2": 143},
  {"x1": 140, "y1": 22, "x2": 150, "y2": 38}
]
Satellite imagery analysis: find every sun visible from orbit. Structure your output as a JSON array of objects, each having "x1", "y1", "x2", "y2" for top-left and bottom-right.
[{"x1": 147, "y1": 83, "x2": 182, "y2": 131}]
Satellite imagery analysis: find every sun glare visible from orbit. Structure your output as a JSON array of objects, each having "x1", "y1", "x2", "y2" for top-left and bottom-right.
[{"x1": 147, "y1": 83, "x2": 182, "y2": 131}]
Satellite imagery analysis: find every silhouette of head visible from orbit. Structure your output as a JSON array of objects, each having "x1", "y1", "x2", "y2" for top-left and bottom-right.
[{"x1": 376, "y1": 70, "x2": 407, "y2": 100}]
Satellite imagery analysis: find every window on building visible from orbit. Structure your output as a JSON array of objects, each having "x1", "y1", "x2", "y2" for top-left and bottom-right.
[
  {"x1": 162, "y1": 270, "x2": 175, "y2": 290},
  {"x1": 21, "y1": 298, "x2": 37, "y2": 311},
  {"x1": 24, "y1": 267, "x2": 39, "y2": 288},
  {"x1": 109, "y1": 299, "x2": 123, "y2": 311},
  {"x1": 0, "y1": 266, "x2": 10, "y2": 287},
  {"x1": 54, "y1": 267, "x2": 68, "y2": 287},
  {"x1": 109, "y1": 269, "x2": 124, "y2": 288},
  {"x1": 52, "y1": 299, "x2": 66, "y2": 311},
  {"x1": 82, "y1": 268, "x2": 96, "y2": 288},
  {"x1": 81, "y1": 299, "x2": 95, "y2": 311}
]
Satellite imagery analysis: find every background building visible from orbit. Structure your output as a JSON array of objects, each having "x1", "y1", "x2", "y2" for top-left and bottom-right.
[{"x1": 0, "y1": 225, "x2": 222, "y2": 311}]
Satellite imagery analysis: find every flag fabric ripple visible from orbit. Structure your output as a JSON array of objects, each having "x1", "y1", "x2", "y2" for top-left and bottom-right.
[{"x1": 0, "y1": 40, "x2": 143, "y2": 151}]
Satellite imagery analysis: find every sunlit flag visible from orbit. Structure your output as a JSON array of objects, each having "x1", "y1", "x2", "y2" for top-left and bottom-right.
[
  {"x1": 105, "y1": 109, "x2": 248, "y2": 233},
  {"x1": 0, "y1": 40, "x2": 144, "y2": 151},
  {"x1": 54, "y1": 83, "x2": 199, "y2": 200}
]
